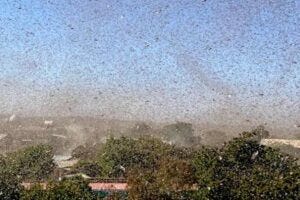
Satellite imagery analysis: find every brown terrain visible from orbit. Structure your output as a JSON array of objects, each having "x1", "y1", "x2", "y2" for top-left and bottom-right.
[{"x1": 0, "y1": 114, "x2": 299, "y2": 156}]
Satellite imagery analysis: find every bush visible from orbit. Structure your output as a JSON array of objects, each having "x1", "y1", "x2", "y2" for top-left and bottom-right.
[
  {"x1": 96, "y1": 136, "x2": 177, "y2": 178},
  {"x1": 127, "y1": 157, "x2": 196, "y2": 200},
  {"x1": 20, "y1": 184, "x2": 48, "y2": 200},
  {"x1": 161, "y1": 122, "x2": 199, "y2": 146},
  {"x1": 72, "y1": 160, "x2": 103, "y2": 177},
  {"x1": 21, "y1": 177, "x2": 98, "y2": 200},
  {"x1": 47, "y1": 177, "x2": 97, "y2": 200},
  {"x1": 0, "y1": 155, "x2": 22, "y2": 200},
  {"x1": 192, "y1": 132, "x2": 300, "y2": 199},
  {"x1": 7, "y1": 145, "x2": 55, "y2": 181}
]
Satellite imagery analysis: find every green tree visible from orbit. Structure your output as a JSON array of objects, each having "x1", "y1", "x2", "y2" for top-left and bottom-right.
[
  {"x1": 72, "y1": 160, "x2": 103, "y2": 177},
  {"x1": 127, "y1": 168, "x2": 160, "y2": 200},
  {"x1": 73, "y1": 135, "x2": 194, "y2": 179},
  {"x1": 7, "y1": 145, "x2": 56, "y2": 181},
  {"x1": 47, "y1": 177, "x2": 97, "y2": 200},
  {"x1": 243, "y1": 125, "x2": 270, "y2": 142},
  {"x1": 192, "y1": 147, "x2": 219, "y2": 199},
  {"x1": 127, "y1": 157, "x2": 196, "y2": 200},
  {"x1": 21, "y1": 177, "x2": 98, "y2": 200},
  {"x1": 96, "y1": 136, "x2": 176, "y2": 178},
  {"x1": 161, "y1": 122, "x2": 200, "y2": 147},
  {"x1": 0, "y1": 155, "x2": 22, "y2": 200},
  {"x1": 155, "y1": 157, "x2": 197, "y2": 199},
  {"x1": 71, "y1": 143, "x2": 102, "y2": 160},
  {"x1": 20, "y1": 184, "x2": 48, "y2": 200},
  {"x1": 192, "y1": 132, "x2": 300, "y2": 200}
]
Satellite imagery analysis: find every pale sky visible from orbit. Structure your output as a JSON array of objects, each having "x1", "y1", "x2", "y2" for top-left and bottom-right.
[{"x1": 0, "y1": 0, "x2": 299, "y2": 132}]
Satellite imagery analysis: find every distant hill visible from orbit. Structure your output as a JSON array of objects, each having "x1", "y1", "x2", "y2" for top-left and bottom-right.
[
  {"x1": 0, "y1": 115, "x2": 297, "y2": 155},
  {"x1": 0, "y1": 116, "x2": 149, "y2": 155}
]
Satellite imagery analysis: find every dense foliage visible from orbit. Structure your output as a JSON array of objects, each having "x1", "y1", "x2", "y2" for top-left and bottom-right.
[
  {"x1": 21, "y1": 177, "x2": 97, "y2": 200},
  {"x1": 7, "y1": 145, "x2": 56, "y2": 181},
  {"x1": 192, "y1": 131, "x2": 299, "y2": 200},
  {"x1": 160, "y1": 122, "x2": 201, "y2": 147},
  {"x1": 97, "y1": 136, "x2": 192, "y2": 177},
  {"x1": 0, "y1": 126, "x2": 299, "y2": 199},
  {"x1": 0, "y1": 145, "x2": 55, "y2": 199},
  {"x1": 127, "y1": 157, "x2": 196, "y2": 200},
  {"x1": 0, "y1": 155, "x2": 22, "y2": 200},
  {"x1": 72, "y1": 135, "x2": 193, "y2": 178},
  {"x1": 126, "y1": 129, "x2": 299, "y2": 199}
]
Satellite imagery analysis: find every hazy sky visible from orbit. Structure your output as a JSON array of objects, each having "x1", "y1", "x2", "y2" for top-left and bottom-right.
[{"x1": 0, "y1": 0, "x2": 299, "y2": 131}]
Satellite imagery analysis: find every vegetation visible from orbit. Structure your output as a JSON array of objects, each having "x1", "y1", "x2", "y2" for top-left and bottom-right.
[
  {"x1": 71, "y1": 143, "x2": 102, "y2": 160},
  {"x1": 72, "y1": 160, "x2": 103, "y2": 177},
  {"x1": 192, "y1": 132, "x2": 299, "y2": 199},
  {"x1": 160, "y1": 122, "x2": 201, "y2": 147},
  {"x1": 21, "y1": 177, "x2": 97, "y2": 200},
  {"x1": 127, "y1": 157, "x2": 196, "y2": 200},
  {"x1": 20, "y1": 184, "x2": 48, "y2": 200},
  {"x1": 126, "y1": 131, "x2": 300, "y2": 199},
  {"x1": 7, "y1": 145, "x2": 56, "y2": 181},
  {"x1": 0, "y1": 145, "x2": 55, "y2": 199},
  {"x1": 0, "y1": 155, "x2": 22, "y2": 200},
  {"x1": 71, "y1": 135, "x2": 194, "y2": 178},
  {"x1": 0, "y1": 125, "x2": 299, "y2": 199},
  {"x1": 97, "y1": 136, "x2": 178, "y2": 176}
]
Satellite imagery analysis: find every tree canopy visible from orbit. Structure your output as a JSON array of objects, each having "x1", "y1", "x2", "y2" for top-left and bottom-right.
[
  {"x1": 0, "y1": 155, "x2": 22, "y2": 200},
  {"x1": 21, "y1": 177, "x2": 97, "y2": 200},
  {"x1": 7, "y1": 145, "x2": 55, "y2": 181},
  {"x1": 0, "y1": 126, "x2": 299, "y2": 200},
  {"x1": 192, "y1": 132, "x2": 300, "y2": 200}
]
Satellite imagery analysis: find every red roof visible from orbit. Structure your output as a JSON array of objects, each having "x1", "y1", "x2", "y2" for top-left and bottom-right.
[
  {"x1": 89, "y1": 182, "x2": 127, "y2": 191},
  {"x1": 22, "y1": 182, "x2": 128, "y2": 191}
]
